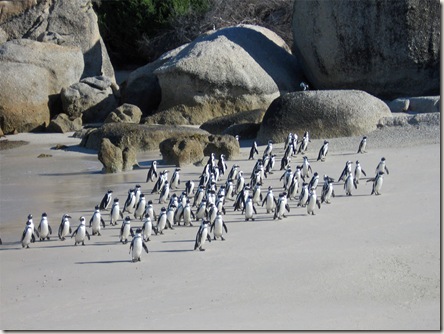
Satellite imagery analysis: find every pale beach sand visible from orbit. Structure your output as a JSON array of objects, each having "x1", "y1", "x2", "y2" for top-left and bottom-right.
[{"x1": 0, "y1": 124, "x2": 440, "y2": 330}]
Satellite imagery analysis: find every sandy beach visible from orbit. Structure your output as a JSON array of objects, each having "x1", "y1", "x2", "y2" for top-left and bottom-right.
[{"x1": 0, "y1": 124, "x2": 440, "y2": 330}]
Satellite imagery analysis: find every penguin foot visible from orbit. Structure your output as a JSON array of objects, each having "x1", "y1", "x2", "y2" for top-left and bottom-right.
[
  {"x1": 199, "y1": 248, "x2": 205, "y2": 251},
  {"x1": 221, "y1": 236, "x2": 225, "y2": 241},
  {"x1": 82, "y1": 242, "x2": 85, "y2": 245}
]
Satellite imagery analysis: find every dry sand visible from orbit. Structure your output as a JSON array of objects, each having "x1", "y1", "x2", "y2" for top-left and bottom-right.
[{"x1": 0, "y1": 124, "x2": 440, "y2": 330}]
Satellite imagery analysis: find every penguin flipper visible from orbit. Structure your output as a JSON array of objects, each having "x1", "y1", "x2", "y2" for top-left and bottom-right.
[
  {"x1": 86, "y1": 231, "x2": 91, "y2": 240},
  {"x1": 362, "y1": 169, "x2": 367, "y2": 176},
  {"x1": 142, "y1": 242, "x2": 149, "y2": 253},
  {"x1": 89, "y1": 216, "x2": 93, "y2": 227},
  {"x1": 253, "y1": 206, "x2": 257, "y2": 214},
  {"x1": 130, "y1": 228, "x2": 135, "y2": 237},
  {"x1": 34, "y1": 228, "x2": 39, "y2": 238},
  {"x1": 69, "y1": 227, "x2": 72, "y2": 233},
  {"x1": 385, "y1": 167, "x2": 389, "y2": 175},
  {"x1": 285, "y1": 204, "x2": 290, "y2": 212},
  {"x1": 31, "y1": 233, "x2": 35, "y2": 243},
  {"x1": 101, "y1": 218, "x2": 106, "y2": 228},
  {"x1": 48, "y1": 225, "x2": 52, "y2": 235},
  {"x1": 223, "y1": 222, "x2": 228, "y2": 233}
]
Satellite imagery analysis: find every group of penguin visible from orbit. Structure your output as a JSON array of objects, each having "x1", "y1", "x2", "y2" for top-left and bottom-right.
[{"x1": 19, "y1": 131, "x2": 389, "y2": 262}]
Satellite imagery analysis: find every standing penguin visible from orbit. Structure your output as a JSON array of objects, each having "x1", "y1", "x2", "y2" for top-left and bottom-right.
[
  {"x1": 308, "y1": 172, "x2": 320, "y2": 190},
  {"x1": 58, "y1": 214, "x2": 72, "y2": 241},
  {"x1": 262, "y1": 186, "x2": 277, "y2": 213},
  {"x1": 243, "y1": 196, "x2": 257, "y2": 221},
  {"x1": 146, "y1": 161, "x2": 158, "y2": 182},
  {"x1": 262, "y1": 140, "x2": 273, "y2": 159},
  {"x1": 134, "y1": 185, "x2": 142, "y2": 208},
  {"x1": 24, "y1": 214, "x2": 39, "y2": 241},
  {"x1": 218, "y1": 154, "x2": 228, "y2": 175},
  {"x1": 71, "y1": 217, "x2": 91, "y2": 246},
  {"x1": 376, "y1": 157, "x2": 390, "y2": 175},
  {"x1": 301, "y1": 156, "x2": 312, "y2": 180},
  {"x1": 158, "y1": 181, "x2": 170, "y2": 204},
  {"x1": 123, "y1": 189, "x2": 136, "y2": 213},
  {"x1": 37, "y1": 212, "x2": 52, "y2": 241},
  {"x1": 357, "y1": 136, "x2": 367, "y2": 154},
  {"x1": 306, "y1": 188, "x2": 321, "y2": 215},
  {"x1": 134, "y1": 193, "x2": 146, "y2": 220},
  {"x1": 194, "y1": 220, "x2": 212, "y2": 251},
  {"x1": 338, "y1": 161, "x2": 352, "y2": 182},
  {"x1": 185, "y1": 180, "x2": 195, "y2": 197},
  {"x1": 170, "y1": 168, "x2": 181, "y2": 189},
  {"x1": 248, "y1": 141, "x2": 259, "y2": 160},
  {"x1": 274, "y1": 193, "x2": 290, "y2": 220},
  {"x1": 354, "y1": 160, "x2": 367, "y2": 184},
  {"x1": 211, "y1": 212, "x2": 227, "y2": 240},
  {"x1": 129, "y1": 228, "x2": 149, "y2": 262},
  {"x1": 119, "y1": 216, "x2": 134, "y2": 244},
  {"x1": 252, "y1": 183, "x2": 263, "y2": 206},
  {"x1": 21, "y1": 222, "x2": 35, "y2": 248},
  {"x1": 156, "y1": 207, "x2": 172, "y2": 234},
  {"x1": 264, "y1": 154, "x2": 276, "y2": 177},
  {"x1": 297, "y1": 131, "x2": 310, "y2": 154},
  {"x1": 317, "y1": 140, "x2": 329, "y2": 162},
  {"x1": 143, "y1": 200, "x2": 157, "y2": 222},
  {"x1": 280, "y1": 167, "x2": 293, "y2": 192},
  {"x1": 180, "y1": 201, "x2": 195, "y2": 227},
  {"x1": 344, "y1": 172, "x2": 358, "y2": 196},
  {"x1": 110, "y1": 198, "x2": 123, "y2": 226},
  {"x1": 297, "y1": 183, "x2": 309, "y2": 207},
  {"x1": 368, "y1": 171, "x2": 385, "y2": 195},
  {"x1": 89, "y1": 205, "x2": 106, "y2": 236},
  {"x1": 321, "y1": 175, "x2": 335, "y2": 204},
  {"x1": 142, "y1": 215, "x2": 156, "y2": 241},
  {"x1": 99, "y1": 190, "x2": 113, "y2": 211}
]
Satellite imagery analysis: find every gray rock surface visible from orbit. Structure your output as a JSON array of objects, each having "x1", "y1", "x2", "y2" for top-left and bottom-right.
[
  {"x1": 0, "y1": 39, "x2": 84, "y2": 133},
  {"x1": 98, "y1": 138, "x2": 123, "y2": 173},
  {"x1": 46, "y1": 113, "x2": 82, "y2": 133},
  {"x1": 292, "y1": 0, "x2": 440, "y2": 99},
  {"x1": 153, "y1": 24, "x2": 304, "y2": 125},
  {"x1": 61, "y1": 76, "x2": 119, "y2": 123},
  {"x1": 257, "y1": 90, "x2": 391, "y2": 144},
  {"x1": 104, "y1": 104, "x2": 142, "y2": 124},
  {"x1": 199, "y1": 109, "x2": 265, "y2": 134},
  {"x1": 386, "y1": 96, "x2": 440, "y2": 113},
  {"x1": 0, "y1": 0, "x2": 115, "y2": 82}
]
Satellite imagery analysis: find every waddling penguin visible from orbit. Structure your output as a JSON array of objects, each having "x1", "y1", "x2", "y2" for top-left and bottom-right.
[
  {"x1": 24, "y1": 214, "x2": 39, "y2": 241},
  {"x1": 119, "y1": 216, "x2": 134, "y2": 244},
  {"x1": 263, "y1": 140, "x2": 273, "y2": 159},
  {"x1": 262, "y1": 186, "x2": 277, "y2": 213},
  {"x1": 317, "y1": 140, "x2": 329, "y2": 162},
  {"x1": 243, "y1": 196, "x2": 257, "y2": 221},
  {"x1": 134, "y1": 193, "x2": 146, "y2": 220},
  {"x1": 129, "y1": 228, "x2": 149, "y2": 262},
  {"x1": 227, "y1": 164, "x2": 239, "y2": 182},
  {"x1": 354, "y1": 160, "x2": 367, "y2": 184},
  {"x1": 249, "y1": 141, "x2": 259, "y2": 160},
  {"x1": 156, "y1": 207, "x2": 172, "y2": 234},
  {"x1": 308, "y1": 172, "x2": 320, "y2": 190},
  {"x1": 21, "y1": 222, "x2": 35, "y2": 248},
  {"x1": 37, "y1": 212, "x2": 52, "y2": 241},
  {"x1": 142, "y1": 215, "x2": 156, "y2": 241},
  {"x1": 368, "y1": 171, "x2": 384, "y2": 195},
  {"x1": 193, "y1": 185, "x2": 205, "y2": 207},
  {"x1": 288, "y1": 176, "x2": 299, "y2": 200},
  {"x1": 194, "y1": 220, "x2": 212, "y2": 251},
  {"x1": 297, "y1": 183, "x2": 309, "y2": 207},
  {"x1": 218, "y1": 154, "x2": 228, "y2": 175},
  {"x1": 158, "y1": 181, "x2": 170, "y2": 204},
  {"x1": 144, "y1": 200, "x2": 157, "y2": 222},
  {"x1": 306, "y1": 188, "x2": 321, "y2": 215},
  {"x1": 280, "y1": 167, "x2": 293, "y2": 192},
  {"x1": 58, "y1": 214, "x2": 72, "y2": 241},
  {"x1": 89, "y1": 205, "x2": 105, "y2": 236},
  {"x1": 274, "y1": 192, "x2": 290, "y2": 220},
  {"x1": 123, "y1": 189, "x2": 136, "y2": 213},
  {"x1": 376, "y1": 157, "x2": 389, "y2": 175},
  {"x1": 180, "y1": 201, "x2": 195, "y2": 227},
  {"x1": 146, "y1": 161, "x2": 158, "y2": 182},
  {"x1": 134, "y1": 185, "x2": 142, "y2": 207},
  {"x1": 297, "y1": 131, "x2": 310, "y2": 154},
  {"x1": 357, "y1": 136, "x2": 367, "y2": 154},
  {"x1": 252, "y1": 183, "x2": 263, "y2": 206},
  {"x1": 99, "y1": 190, "x2": 113, "y2": 210},
  {"x1": 338, "y1": 161, "x2": 352, "y2": 182},
  {"x1": 71, "y1": 217, "x2": 90, "y2": 246},
  {"x1": 321, "y1": 175, "x2": 335, "y2": 204},
  {"x1": 264, "y1": 154, "x2": 276, "y2": 176},
  {"x1": 170, "y1": 168, "x2": 181, "y2": 189},
  {"x1": 344, "y1": 172, "x2": 358, "y2": 196},
  {"x1": 166, "y1": 205, "x2": 177, "y2": 229},
  {"x1": 110, "y1": 198, "x2": 123, "y2": 226},
  {"x1": 211, "y1": 211, "x2": 227, "y2": 240},
  {"x1": 301, "y1": 156, "x2": 312, "y2": 180},
  {"x1": 185, "y1": 180, "x2": 195, "y2": 197}
]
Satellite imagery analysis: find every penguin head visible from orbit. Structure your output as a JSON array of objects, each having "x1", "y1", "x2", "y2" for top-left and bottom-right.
[
  {"x1": 135, "y1": 184, "x2": 141, "y2": 189},
  {"x1": 113, "y1": 198, "x2": 119, "y2": 203},
  {"x1": 79, "y1": 216, "x2": 85, "y2": 223},
  {"x1": 135, "y1": 228, "x2": 142, "y2": 234},
  {"x1": 42, "y1": 212, "x2": 47, "y2": 217},
  {"x1": 125, "y1": 216, "x2": 131, "y2": 221},
  {"x1": 153, "y1": 161, "x2": 157, "y2": 165},
  {"x1": 27, "y1": 214, "x2": 33, "y2": 220},
  {"x1": 95, "y1": 205, "x2": 100, "y2": 210},
  {"x1": 140, "y1": 194, "x2": 145, "y2": 198},
  {"x1": 381, "y1": 157, "x2": 386, "y2": 161},
  {"x1": 108, "y1": 190, "x2": 113, "y2": 194},
  {"x1": 148, "y1": 200, "x2": 153, "y2": 205}
]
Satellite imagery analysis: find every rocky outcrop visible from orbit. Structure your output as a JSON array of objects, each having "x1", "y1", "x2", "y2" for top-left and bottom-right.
[
  {"x1": 46, "y1": 113, "x2": 82, "y2": 133},
  {"x1": 378, "y1": 112, "x2": 440, "y2": 128},
  {"x1": 61, "y1": 76, "x2": 119, "y2": 124},
  {"x1": 159, "y1": 134, "x2": 240, "y2": 166},
  {"x1": 104, "y1": 104, "x2": 142, "y2": 124},
  {"x1": 222, "y1": 123, "x2": 261, "y2": 139},
  {"x1": 97, "y1": 138, "x2": 138, "y2": 173},
  {"x1": 0, "y1": 39, "x2": 84, "y2": 133},
  {"x1": 257, "y1": 90, "x2": 391, "y2": 144},
  {"x1": 152, "y1": 24, "x2": 304, "y2": 125},
  {"x1": 292, "y1": 0, "x2": 440, "y2": 99},
  {"x1": 386, "y1": 96, "x2": 440, "y2": 113},
  {"x1": 0, "y1": 0, "x2": 115, "y2": 82},
  {"x1": 199, "y1": 109, "x2": 265, "y2": 134}
]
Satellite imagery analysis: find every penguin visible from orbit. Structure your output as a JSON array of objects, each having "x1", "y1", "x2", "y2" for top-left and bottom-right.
[
  {"x1": 194, "y1": 220, "x2": 212, "y2": 251},
  {"x1": 211, "y1": 211, "x2": 227, "y2": 240},
  {"x1": 21, "y1": 223, "x2": 35, "y2": 248},
  {"x1": 89, "y1": 205, "x2": 106, "y2": 236},
  {"x1": 317, "y1": 140, "x2": 329, "y2": 162},
  {"x1": 134, "y1": 193, "x2": 146, "y2": 220},
  {"x1": 344, "y1": 172, "x2": 358, "y2": 196},
  {"x1": 297, "y1": 131, "x2": 310, "y2": 154},
  {"x1": 170, "y1": 168, "x2": 181, "y2": 189},
  {"x1": 24, "y1": 214, "x2": 39, "y2": 241},
  {"x1": 233, "y1": 184, "x2": 249, "y2": 211},
  {"x1": 142, "y1": 215, "x2": 156, "y2": 241},
  {"x1": 129, "y1": 228, "x2": 149, "y2": 262},
  {"x1": 264, "y1": 154, "x2": 276, "y2": 176},
  {"x1": 284, "y1": 132, "x2": 293, "y2": 151},
  {"x1": 99, "y1": 190, "x2": 113, "y2": 210},
  {"x1": 110, "y1": 198, "x2": 123, "y2": 226},
  {"x1": 143, "y1": 200, "x2": 157, "y2": 222},
  {"x1": 243, "y1": 196, "x2": 257, "y2": 221},
  {"x1": 227, "y1": 164, "x2": 239, "y2": 181},
  {"x1": 123, "y1": 189, "x2": 136, "y2": 213},
  {"x1": 151, "y1": 170, "x2": 168, "y2": 194},
  {"x1": 306, "y1": 188, "x2": 321, "y2": 215},
  {"x1": 262, "y1": 186, "x2": 277, "y2": 213},
  {"x1": 218, "y1": 154, "x2": 228, "y2": 175},
  {"x1": 274, "y1": 192, "x2": 290, "y2": 220},
  {"x1": 37, "y1": 212, "x2": 52, "y2": 241},
  {"x1": 321, "y1": 175, "x2": 335, "y2": 204},
  {"x1": 368, "y1": 171, "x2": 384, "y2": 195},
  {"x1": 195, "y1": 199, "x2": 208, "y2": 221},
  {"x1": 166, "y1": 204, "x2": 177, "y2": 229},
  {"x1": 338, "y1": 161, "x2": 352, "y2": 182},
  {"x1": 146, "y1": 160, "x2": 158, "y2": 182},
  {"x1": 248, "y1": 141, "x2": 259, "y2": 160},
  {"x1": 119, "y1": 216, "x2": 135, "y2": 244},
  {"x1": 280, "y1": 168, "x2": 293, "y2": 191},
  {"x1": 134, "y1": 185, "x2": 142, "y2": 208},
  {"x1": 71, "y1": 217, "x2": 90, "y2": 246},
  {"x1": 193, "y1": 185, "x2": 205, "y2": 207},
  {"x1": 262, "y1": 140, "x2": 273, "y2": 159},
  {"x1": 357, "y1": 136, "x2": 367, "y2": 154},
  {"x1": 376, "y1": 157, "x2": 389, "y2": 175},
  {"x1": 185, "y1": 180, "x2": 195, "y2": 197},
  {"x1": 354, "y1": 160, "x2": 367, "y2": 184},
  {"x1": 252, "y1": 183, "x2": 262, "y2": 206},
  {"x1": 235, "y1": 171, "x2": 245, "y2": 195},
  {"x1": 294, "y1": 165, "x2": 303, "y2": 186},
  {"x1": 308, "y1": 172, "x2": 320, "y2": 190},
  {"x1": 300, "y1": 81, "x2": 309, "y2": 91},
  {"x1": 58, "y1": 214, "x2": 72, "y2": 241},
  {"x1": 301, "y1": 156, "x2": 312, "y2": 180},
  {"x1": 158, "y1": 181, "x2": 170, "y2": 204},
  {"x1": 297, "y1": 183, "x2": 309, "y2": 207},
  {"x1": 207, "y1": 152, "x2": 216, "y2": 169},
  {"x1": 215, "y1": 194, "x2": 226, "y2": 215},
  {"x1": 288, "y1": 176, "x2": 299, "y2": 200},
  {"x1": 280, "y1": 154, "x2": 291, "y2": 171},
  {"x1": 207, "y1": 203, "x2": 218, "y2": 225},
  {"x1": 180, "y1": 200, "x2": 195, "y2": 226},
  {"x1": 156, "y1": 207, "x2": 173, "y2": 234},
  {"x1": 225, "y1": 180, "x2": 235, "y2": 200}
]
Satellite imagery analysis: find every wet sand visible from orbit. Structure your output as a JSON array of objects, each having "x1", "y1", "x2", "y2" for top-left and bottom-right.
[{"x1": 0, "y1": 125, "x2": 440, "y2": 330}]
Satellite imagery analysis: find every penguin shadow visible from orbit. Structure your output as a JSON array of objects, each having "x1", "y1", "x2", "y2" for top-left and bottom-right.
[
  {"x1": 40, "y1": 170, "x2": 102, "y2": 176},
  {"x1": 75, "y1": 260, "x2": 130, "y2": 264},
  {"x1": 161, "y1": 239, "x2": 195, "y2": 243},
  {"x1": 149, "y1": 249, "x2": 194, "y2": 253},
  {"x1": 334, "y1": 194, "x2": 372, "y2": 198}
]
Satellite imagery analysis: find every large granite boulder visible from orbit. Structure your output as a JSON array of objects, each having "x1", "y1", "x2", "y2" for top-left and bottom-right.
[
  {"x1": 159, "y1": 134, "x2": 240, "y2": 166},
  {"x1": 61, "y1": 76, "x2": 119, "y2": 124},
  {"x1": 257, "y1": 90, "x2": 391, "y2": 144},
  {"x1": 104, "y1": 104, "x2": 142, "y2": 124},
  {"x1": 0, "y1": 0, "x2": 115, "y2": 82},
  {"x1": 46, "y1": 113, "x2": 82, "y2": 133},
  {"x1": 0, "y1": 39, "x2": 84, "y2": 133},
  {"x1": 199, "y1": 109, "x2": 266, "y2": 134},
  {"x1": 152, "y1": 24, "x2": 305, "y2": 125},
  {"x1": 386, "y1": 96, "x2": 440, "y2": 113},
  {"x1": 292, "y1": 0, "x2": 440, "y2": 99}
]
